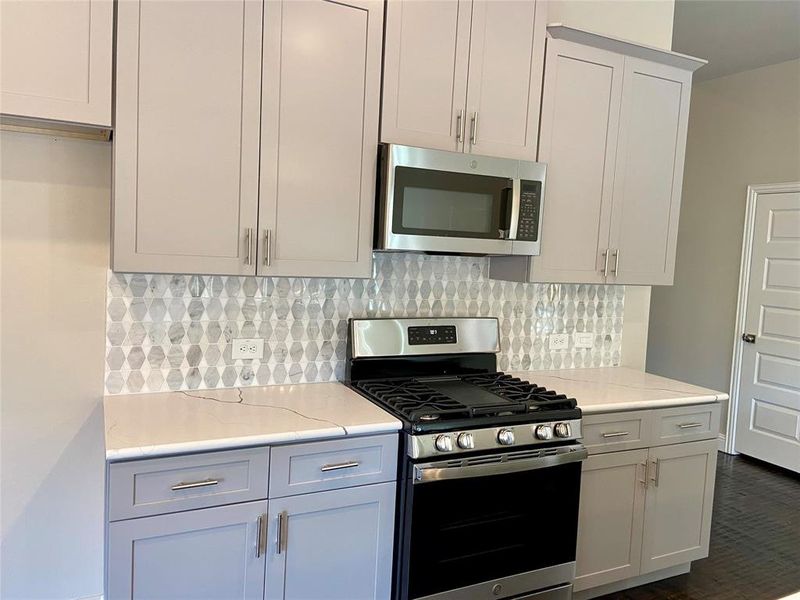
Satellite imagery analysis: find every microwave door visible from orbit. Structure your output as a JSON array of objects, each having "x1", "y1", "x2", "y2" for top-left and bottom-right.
[{"x1": 384, "y1": 165, "x2": 515, "y2": 254}]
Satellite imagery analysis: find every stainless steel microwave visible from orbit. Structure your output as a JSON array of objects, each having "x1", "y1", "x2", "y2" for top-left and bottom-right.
[{"x1": 376, "y1": 144, "x2": 546, "y2": 255}]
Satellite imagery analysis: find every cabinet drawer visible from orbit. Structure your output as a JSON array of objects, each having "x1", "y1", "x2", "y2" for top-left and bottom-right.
[
  {"x1": 581, "y1": 411, "x2": 650, "y2": 453},
  {"x1": 269, "y1": 434, "x2": 398, "y2": 498},
  {"x1": 651, "y1": 404, "x2": 720, "y2": 446},
  {"x1": 108, "y1": 447, "x2": 269, "y2": 521}
]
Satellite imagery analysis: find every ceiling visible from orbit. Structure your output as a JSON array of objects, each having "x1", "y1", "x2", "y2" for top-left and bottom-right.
[{"x1": 672, "y1": 0, "x2": 800, "y2": 81}]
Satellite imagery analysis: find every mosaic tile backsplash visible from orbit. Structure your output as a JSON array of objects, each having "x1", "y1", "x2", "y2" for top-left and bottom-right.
[{"x1": 104, "y1": 253, "x2": 625, "y2": 394}]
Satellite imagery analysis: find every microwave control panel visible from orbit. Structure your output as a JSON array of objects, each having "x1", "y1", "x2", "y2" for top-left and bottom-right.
[{"x1": 516, "y1": 180, "x2": 541, "y2": 241}]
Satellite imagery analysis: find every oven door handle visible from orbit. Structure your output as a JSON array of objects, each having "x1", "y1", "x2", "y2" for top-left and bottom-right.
[{"x1": 412, "y1": 446, "x2": 588, "y2": 484}]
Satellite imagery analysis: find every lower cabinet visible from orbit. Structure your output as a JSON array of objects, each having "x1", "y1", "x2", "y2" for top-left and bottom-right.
[
  {"x1": 575, "y1": 438, "x2": 718, "y2": 595},
  {"x1": 107, "y1": 500, "x2": 268, "y2": 599},
  {"x1": 265, "y1": 483, "x2": 396, "y2": 600}
]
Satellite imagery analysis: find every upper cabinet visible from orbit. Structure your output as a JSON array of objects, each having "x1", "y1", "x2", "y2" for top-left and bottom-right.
[
  {"x1": 0, "y1": 0, "x2": 112, "y2": 127},
  {"x1": 491, "y1": 25, "x2": 705, "y2": 286},
  {"x1": 381, "y1": 0, "x2": 546, "y2": 160},
  {"x1": 258, "y1": 0, "x2": 382, "y2": 278},
  {"x1": 113, "y1": 0, "x2": 382, "y2": 277}
]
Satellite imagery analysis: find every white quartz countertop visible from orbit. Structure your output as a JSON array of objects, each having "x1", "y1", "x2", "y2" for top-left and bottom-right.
[
  {"x1": 103, "y1": 382, "x2": 401, "y2": 461},
  {"x1": 509, "y1": 367, "x2": 728, "y2": 414}
]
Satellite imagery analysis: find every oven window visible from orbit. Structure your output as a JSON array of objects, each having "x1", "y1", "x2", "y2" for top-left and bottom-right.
[
  {"x1": 393, "y1": 167, "x2": 512, "y2": 239},
  {"x1": 406, "y1": 461, "x2": 581, "y2": 599}
]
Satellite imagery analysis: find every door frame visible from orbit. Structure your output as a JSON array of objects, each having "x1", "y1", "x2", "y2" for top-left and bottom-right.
[{"x1": 726, "y1": 181, "x2": 800, "y2": 455}]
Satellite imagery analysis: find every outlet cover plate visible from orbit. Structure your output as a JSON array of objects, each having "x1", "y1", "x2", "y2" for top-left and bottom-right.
[
  {"x1": 232, "y1": 338, "x2": 264, "y2": 360},
  {"x1": 574, "y1": 332, "x2": 594, "y2": 349},
  {"x1": 549, "y1": 333, "x2": 569, "y2": 351}
]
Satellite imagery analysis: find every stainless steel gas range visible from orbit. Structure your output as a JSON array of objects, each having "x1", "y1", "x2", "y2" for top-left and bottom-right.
[{"x1": 345, "y1": 317, "x2": 587, "y2": 600}]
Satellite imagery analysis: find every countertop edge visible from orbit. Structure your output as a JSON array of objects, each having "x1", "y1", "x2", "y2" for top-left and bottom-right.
[
  {"x1": 579, "y1": 393, "x2": 728, "y2": 415},
  {"x1": 105, "y1": 420, "x2": 402, "y2": 462}
]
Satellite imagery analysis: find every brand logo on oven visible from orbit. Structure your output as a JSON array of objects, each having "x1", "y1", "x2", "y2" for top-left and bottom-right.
[{"x1": 470, "y1": 160, "x2": 478, "y2": 169}]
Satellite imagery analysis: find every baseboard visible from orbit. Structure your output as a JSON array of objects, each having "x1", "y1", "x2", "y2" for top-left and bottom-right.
[
  {"x1": 573, "y1": 563, "x2": 691, "y2": 600},
  {"x1": 718, "y1": 434, "x2": 727, "y2": 452}
]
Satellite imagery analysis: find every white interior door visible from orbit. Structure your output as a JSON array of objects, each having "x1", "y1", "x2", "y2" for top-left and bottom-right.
[{"x1": 734, "y1": 184, "x2": 800, "y2": 473}]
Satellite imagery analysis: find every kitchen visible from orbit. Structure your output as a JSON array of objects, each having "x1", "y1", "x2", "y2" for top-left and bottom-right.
[{"x1": 1, "y1": 1, "x2": 799, "y2": 600}]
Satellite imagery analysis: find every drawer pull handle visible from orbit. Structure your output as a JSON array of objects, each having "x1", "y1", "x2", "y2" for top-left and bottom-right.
[
  {"x1": 320, "y1": 461, "x2": 360, "y2": 472},
  {"x1": 170, "y1": 479, "x2": 220, "y2": 491},
  {"x1": 678, "y1": 422, "x2": 704, "y2": 429},
  {"x1": 601, "y1": 431, "x2": 630, "y2": 438}
]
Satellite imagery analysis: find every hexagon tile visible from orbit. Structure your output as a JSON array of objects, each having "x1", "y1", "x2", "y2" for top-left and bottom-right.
[{"x1": 104, "y1": 253, "x2": 625, "y2": 394}]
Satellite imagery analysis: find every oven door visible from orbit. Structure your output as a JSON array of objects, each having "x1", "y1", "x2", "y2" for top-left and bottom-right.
[
  {"x1": 380, "y1": 145, "x2": 520, "y2": 255},
  {"x1": 399, "y1": 445, "x2": 587, "y2": 600}
]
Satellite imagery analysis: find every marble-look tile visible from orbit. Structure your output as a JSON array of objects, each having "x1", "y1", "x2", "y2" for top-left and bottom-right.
[{"x1": 105, "y1": 253, "x2": 626, "y2": 394}]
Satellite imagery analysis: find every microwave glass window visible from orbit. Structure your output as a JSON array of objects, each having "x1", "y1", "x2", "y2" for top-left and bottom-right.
[
  {"x1": 392, "y1": 167, "x2": 512, "y2": 239},
  {"x1": 402, "y1": 187, "x2": 494, "y2": 234}
]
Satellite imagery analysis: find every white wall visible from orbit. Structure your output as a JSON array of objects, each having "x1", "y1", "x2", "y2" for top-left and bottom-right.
[
  {"x1": 647, "y1": 59, "x2": 800, "y2": 428},
  {"x1": 1, "y1": 131, "x2": 110, "y2": 599}
]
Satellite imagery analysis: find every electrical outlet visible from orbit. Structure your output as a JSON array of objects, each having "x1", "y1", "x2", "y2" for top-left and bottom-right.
[
  {"x1": 574, "y1": 332, "x2": 594, "y2": 349},
  {"x1": 549, "y1": 333, "x2": 569, "y2": 351},
  {"x1": 232, "y1": 338, "x2": 264, "y2": 360}
]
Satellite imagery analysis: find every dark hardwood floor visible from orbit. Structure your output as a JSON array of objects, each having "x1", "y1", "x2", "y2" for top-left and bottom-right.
[{"x1": 596, "y1": 453, "x2": 800, "y2": 600}]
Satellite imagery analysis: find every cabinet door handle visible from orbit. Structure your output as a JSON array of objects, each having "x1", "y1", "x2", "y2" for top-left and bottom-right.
[
  {"x1": 456, "y1": 110, "x2": 463, "y2": 143},
  {"x1": 601, "y1": 431, "x2": 629, "y2": 438},
  {"x1": 244, "y1": 227, "x2": 253, "y2": 265},
  {"x1": 263, "y1": 229, "x2": 272, "y2": 267},
  {"x1": 639, "y1": 461, "x2": 648, "y2": 487},
  {"x1": 650, "y1": 459, "x2": 660, "y2": 487},
  {"x1": 678, "y1": 422, "x2": 704, "y2": 429},
  {"x1": 256, "y1": 514, "x2": 267, "y2": 558},
  {"x1": 170, "y1": 479, "x2": 220, "y2": 491},
  {"x1": 320, "y1": 460, "x2": 360, "y2": 472},
  {"x1": 601, "y1": 249, "x2": 610, "y2": 277},
  {"x1": 277, "y1": 511, "x2": 288, "y2": 554},
  {"x1": 469, "y1": 111, "x2": 478, "y2": 144},
  {"x1": 612, "y1": 248, "x2": 620, "y2": 276}
]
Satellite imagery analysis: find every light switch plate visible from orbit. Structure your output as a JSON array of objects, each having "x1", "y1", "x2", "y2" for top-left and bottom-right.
[
  {"x1": 549, "y1": 333, "x2": 569, "y2": 351},
  {"x1": 574, "y1": 332, "x2": 594, "y2": 349},
  {"x1": 232, "y1": 338, "x2": 264, "y2": 360}
]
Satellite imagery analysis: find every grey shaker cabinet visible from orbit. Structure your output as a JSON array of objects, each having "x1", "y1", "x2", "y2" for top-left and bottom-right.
[
  {"x1": 574, "y1": 406, "x2": 718, "y2": 599},
  {"x1": 381, "y1": 0, "x2": 546, "y2": 161},
  {"x1": 114, "y1": 0, "x2": 382, "y2": 278},
  {"x1": 257, "y1": 0, "x2": 383, "y2": 278},
  {"x1": 0, "y1": 0, "x2": 112, "y2": 126},
  {"x1": 107, "y1": 500, "x2": 268, "y2": 600},
  {"x1": 265, "y1": 482, "x2": 396, "y2": 600},
  {"x1": 491, "y1": 27, "x2": 704, "y2": 286}
]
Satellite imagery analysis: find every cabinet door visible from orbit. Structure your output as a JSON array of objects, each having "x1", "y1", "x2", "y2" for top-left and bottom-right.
[
  {"x1": 107, "y1": 500, "x2": 267, "y2": 600},
  {"x1": 0, "y1": 0, "x2": 112, "y2": 126},
  {"x1": 607, "y1": 58, "x2": 692, "y2": 285},
  {"x1": 640, "y1": 440, "x2": 717, "y2": 574},
  {"x1": 464, "y1": 0, "x2": 546, "y2": 160},
  {"x1": 258, "y1": 0, "x2": 382, "y2": 278},
  {"x1": 265, "y1": 483, "x2": 396, "y2": 600},
  {"x1": 381, "y1": 0, "x2": 471, "y2": 151},
  {"x1": 528, "y1": 39, "x2": 624, "y2": 284},
  {"x1": 574, "y1": 449, "x2": 648, "y2": 592},
  {"x1": 113, "y1": 0, "x2": 261, "y2": 275}
]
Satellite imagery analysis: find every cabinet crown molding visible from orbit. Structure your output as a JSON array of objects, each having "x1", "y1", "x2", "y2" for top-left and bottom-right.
[{"x1": 546, "y1": 24, "x2": 707, "y2": 72}]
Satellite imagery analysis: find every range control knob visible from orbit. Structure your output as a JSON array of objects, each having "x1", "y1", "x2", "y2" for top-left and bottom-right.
[
  {"x1": 497, "y1": 429, "x2": 515, "y2": 446},
  {"x1": 457, "y1": 432, "x2": 475, "y2": 450},
  {"x1": 535, "y1": 425, "x2": 554, "y2": 440},
  {"x1": 554, "y1": 423, "x2": 572, "y2": 438},
  {"x1": 434, "y1": 434, "x2": 454, "y2": 452}
]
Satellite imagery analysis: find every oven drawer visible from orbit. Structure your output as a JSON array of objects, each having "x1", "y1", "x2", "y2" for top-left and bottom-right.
[
  {"x1": 108, "y1": 447, "x2": 269, "y2": 521},
  {"x1": 518, "y1": 583, "x2": 573, "y2": 600},
  {"x1": 269, "y1": 434, "x2": 398, "y2": 497},
  {"x1": 651, "y1": 403, "x2": 720, "y2": 446},
  {"x1": 581, "y1": 411, "x2": 650, "y2": 453}
]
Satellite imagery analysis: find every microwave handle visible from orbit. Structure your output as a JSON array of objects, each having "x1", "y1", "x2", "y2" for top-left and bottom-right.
[{"x1": 507, "y1": 179, "x2": 522, "y2": 240}]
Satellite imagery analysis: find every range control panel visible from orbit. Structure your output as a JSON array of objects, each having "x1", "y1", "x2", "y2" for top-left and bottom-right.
[
  {"x1": 515, "y1": 180, "x2": 541, "y2": 242},
  {"x1": 408, "y1": 325, "x2": 457, "y2": 345}
]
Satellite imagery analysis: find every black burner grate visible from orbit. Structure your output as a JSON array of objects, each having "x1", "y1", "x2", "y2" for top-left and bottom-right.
[{"x1": 461, "y1": 373, "x2": 577, "y2": 411}]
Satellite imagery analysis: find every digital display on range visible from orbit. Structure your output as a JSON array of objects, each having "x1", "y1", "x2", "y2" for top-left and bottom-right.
[{"x1": 408, "y1": 325, "x2": 457, "y2": 345}]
